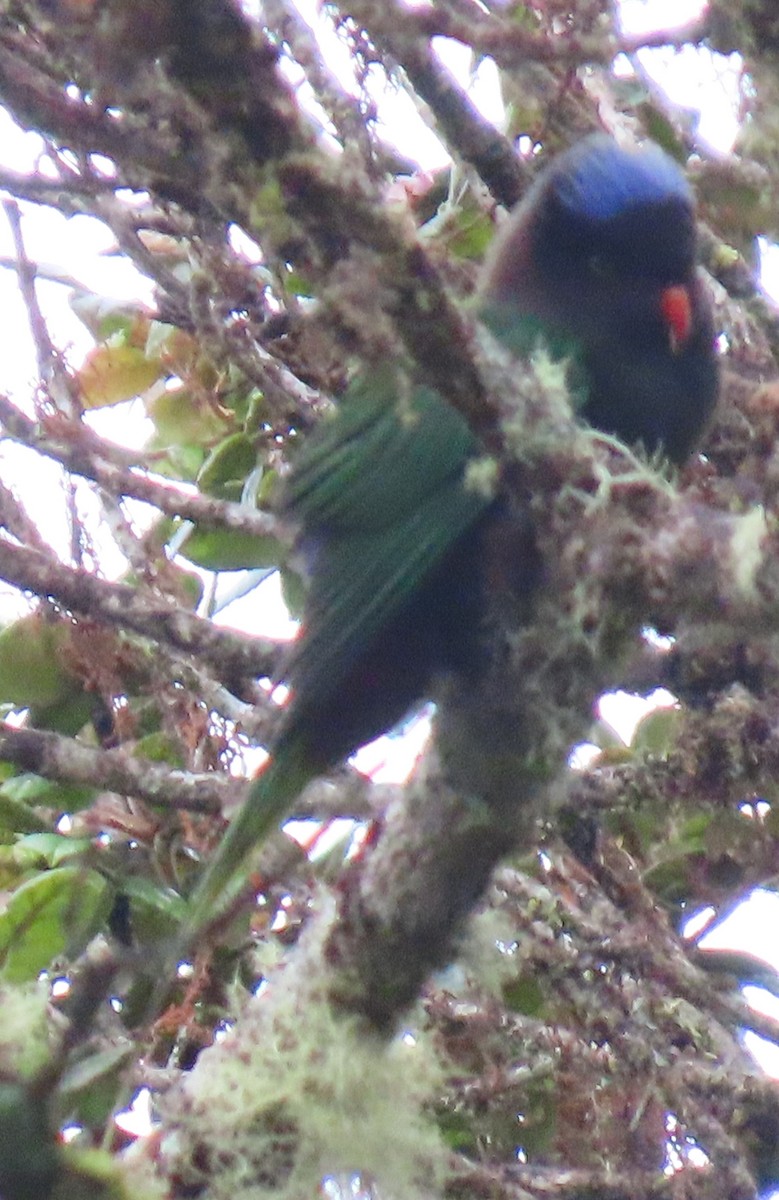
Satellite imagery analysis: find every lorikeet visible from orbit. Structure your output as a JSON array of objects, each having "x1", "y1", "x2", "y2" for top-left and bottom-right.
[
  {"x1": 182, "y1": 134, "x2": 718, "y2": 935},
  {"x1": 480, "y1": 134, "x2": 718, "y2": 464}
]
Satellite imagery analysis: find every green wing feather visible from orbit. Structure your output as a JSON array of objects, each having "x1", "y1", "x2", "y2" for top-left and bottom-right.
[
  {"x1": 283, "y1": 371, "x2": 481, "y2": 528},
  {"x1": 279, "y1": 376, "x2": 492, "y2": 726}
]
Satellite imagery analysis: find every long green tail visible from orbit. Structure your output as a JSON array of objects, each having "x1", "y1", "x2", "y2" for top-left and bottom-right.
[{"x1": 180, "y1": 738, "x2": 314, "y2": 946}]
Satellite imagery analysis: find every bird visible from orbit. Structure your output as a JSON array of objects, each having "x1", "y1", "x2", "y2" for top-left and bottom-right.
[
  {"x1": 480, "y1": 134, "x2": 718, "y2": 464},
  {"x1": 180, "y1": 134, "x2": 719, "y2": 937}
]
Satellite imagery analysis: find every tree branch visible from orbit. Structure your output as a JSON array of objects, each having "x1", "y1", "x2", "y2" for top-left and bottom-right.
[
  {"x1": 0, "y1": 394, "x2": 284, "y2": 540},
  {"x1": 0, "y1": 720, "x2": 228, "y2": 813},
  {"x1": 0, "y1": 538, "x2": 279, "y2": 682}
]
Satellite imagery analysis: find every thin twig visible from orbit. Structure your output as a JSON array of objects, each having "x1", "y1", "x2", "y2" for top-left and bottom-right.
[
  {"x1": 2, "y1": 198, "x2": 80, "y2": 414},
  {"x1": 0, "y1": 393, "x2": 286, "y2": 540}
]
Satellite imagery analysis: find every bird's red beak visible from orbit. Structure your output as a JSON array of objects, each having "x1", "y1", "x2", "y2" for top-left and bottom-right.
[{"x1": 660, "y1": 284, "x2": 693, "y2": 354}]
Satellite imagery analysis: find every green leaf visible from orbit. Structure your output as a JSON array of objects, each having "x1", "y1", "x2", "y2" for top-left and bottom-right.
[
  {"x1": 119, "y1": 875, "x2": 186, "y2": 943},
  {"x1": 0, "y1": 773, "x2": 94, "y2": 813},
  {"x1": 133, "y1": 731, "x2": 185, "y2": 766},
  {"x1": 197, "y1": 433, "x2": 257, "y2": 496},
  {"x1": 281, "y1": 268, "x2": 314, "y2": 298},
  {"x1": 60, "y1": 1144, "x2": 150, "y2": 1200},
  {"x1": 144, "y1": 318, "x2": 180, "y2": 359},
  {"x1": 4, "y1": 832, "x2": 94, "y2": 870},
  {"x1": 631, "y1": 705, "x2": 680, "y2": 755},
  {"x1": 143, "y1": 439, "x2": 205, "y2": 482},
  {"x1": 436, "y1": 1107, "x2": 477, "y2": 1154},
  {"x1": 503, "y1": 973, "x2": 545, "y2": 1017},
  {"x1": 0, "y1": 616, "x2": 76, "y2": 708},
  {"x1": 0, "y1": 867, "x2": 111, "y2": 981},
  {"x1": 60, "y1": 1044, "x2": 135, "y2": 1127},
  {"x1": 280, "y1": 564, "x2": 306, "y2": 620},
  {"x1": 178, "y1": 526, "x2": 284, "y2": 571},
  {"x1": 0, "y1": 792, "x2": 51, "y2": 836},
  {"x1": 146, "y1": 386, "x2": 226, "y2": 447},
  {"x1": 77, "y1": 341, "x2": 163, "y2": 409},
  {"x1": 69, "y1": 293, "x2": 146, "y2": 341},
  {"x1": 606, "y1": 808, "x2": 661, "y2": 860},
  {"x1": 635, "y1": 102, "x2": 689, "y2": 161},
  {"x1": 28, "y1": 691, "x2": 95, "y2": 737},
  {"x1": 426, "y1": 201, "x2": 494, "y2": 260}
]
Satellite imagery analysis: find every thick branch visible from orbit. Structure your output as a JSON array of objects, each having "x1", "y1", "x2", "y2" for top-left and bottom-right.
[
  {"x1": 0, "y1": 539, "x2": 278, "y2": 681},
  {"x1": 0, "y1": 720, "x2": 228, "y2": 813}
]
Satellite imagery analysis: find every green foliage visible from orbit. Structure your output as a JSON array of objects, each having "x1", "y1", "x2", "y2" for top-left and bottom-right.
[
  {"x1": 197, "y1": 433, "x2": 257, "y2": 496},
  {"x1": 630, "y1": 704, "x2": 682, "y2": 755},
  {"x1": 0, "y1": 617, "x2": 79, "y2": 709},
  {"x1": 422, "y1": 192, "x2": 495, "y2": 260},
  {"x1": 0, "y1": 789, "x2": 52, "y2": 836},
  {"x1": 178, "y1": 525, "x2": 284, "y2": 571},
  {"x1": 78, "y1": 341, "x2": 163, "y2": 410},
  {"x1": 59, "y1": 1044, "x2": 136, "y2": 1128},
  {"x1": 59, "y1": 1145, "x2": 166, "y2": 1200},
  {"x1": 71, "y1": 299, "x2": 167, "y2": 410},
  {"x1": 502, "y1": 972, "x2": 545, "y2": 1017},
  {"x1": 132, "y1": 731, "x2": 185, "y2": 766},
  {"x1": 0, "y1": 775, "x2": 94, "y2": 814},
  {"x1": 0, "y1": 867, "x2": 111, "y2": 982},
  {"x1": 3, "y1": 831, "x2": 95, "y2": 870},
  {"x1": 145, "y1": 388, "x2": 226, "y2": 455},
  {"x1": 117, "y1": 876, "x2": 186, "y2": 943}
]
